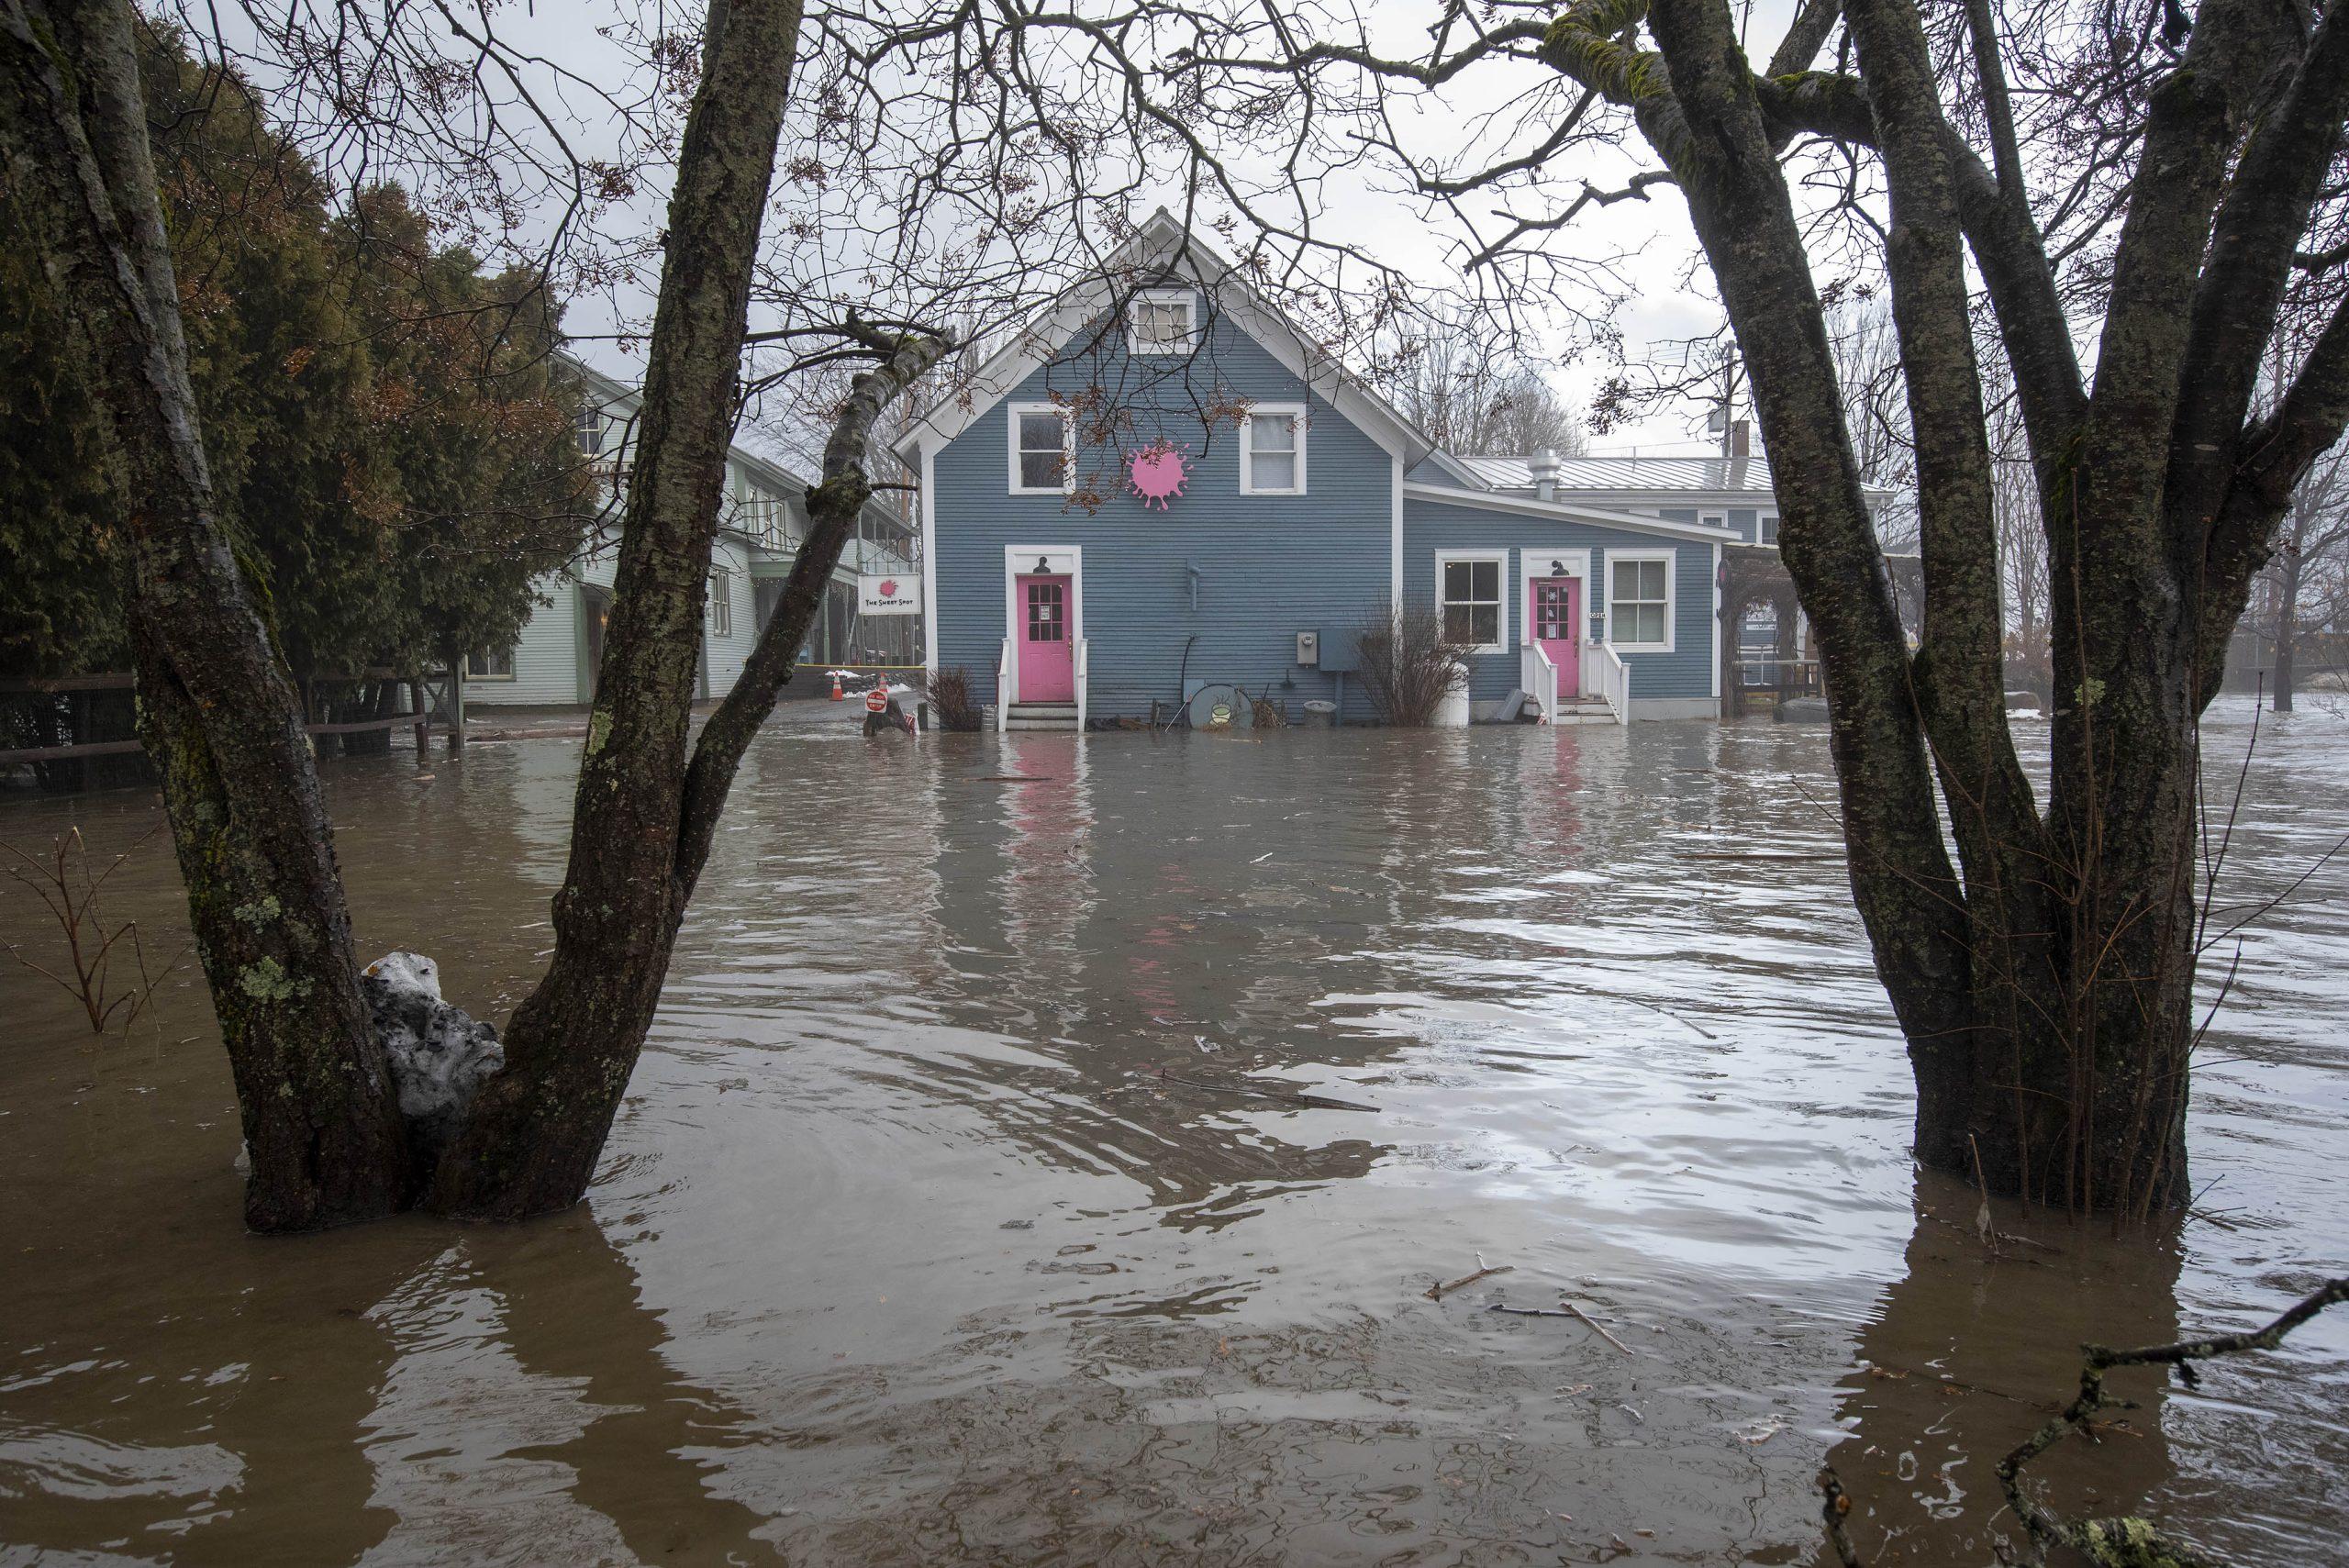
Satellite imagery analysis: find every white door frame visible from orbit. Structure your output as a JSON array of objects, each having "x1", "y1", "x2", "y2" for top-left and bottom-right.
[
  {"x1": 1003, "y1": 545, "x2": 1083, "y2": 704},
  {"x1": 1517, "y1": 548, "x2": 1594, "y2": 650}
]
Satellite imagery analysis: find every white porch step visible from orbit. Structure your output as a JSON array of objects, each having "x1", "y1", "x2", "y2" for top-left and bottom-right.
[
  {"x1": 1006, "y1": 701, "x2": 1080, "y2": 731},
  {"x1": 1548, "y1": 700, "x2": 1620, "y2": 725}
]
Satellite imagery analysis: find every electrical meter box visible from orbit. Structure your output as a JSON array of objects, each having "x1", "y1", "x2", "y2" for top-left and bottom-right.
[{"x1": 1296, "y1": 630, "x2": 1320, "y2": 666}]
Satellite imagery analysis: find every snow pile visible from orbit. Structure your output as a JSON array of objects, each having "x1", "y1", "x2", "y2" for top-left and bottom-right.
[{"x1": 362, "y1": 951, "x2": 503, "y2": 1152}]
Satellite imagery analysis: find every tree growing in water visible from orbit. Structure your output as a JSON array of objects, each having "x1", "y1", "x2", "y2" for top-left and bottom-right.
[
  {"x1": 0, "y1": 0, "x2": 947, "y2": 1228},
  {"x1": 1156, "y1": 0, "x2": 2349, "y2": 1212}
]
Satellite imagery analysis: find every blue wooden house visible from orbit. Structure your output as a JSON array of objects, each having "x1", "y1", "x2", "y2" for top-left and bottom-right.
[{"x1": 898, "y1": 214, "x2": 1819, "y2": 730}]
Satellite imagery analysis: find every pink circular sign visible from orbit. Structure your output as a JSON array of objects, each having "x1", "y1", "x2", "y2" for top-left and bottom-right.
[{"x1": 1126, "y1": 445, "x2": 1190, "y2": 509}]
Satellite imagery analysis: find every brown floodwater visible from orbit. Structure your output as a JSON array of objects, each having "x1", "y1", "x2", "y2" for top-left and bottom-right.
[{"x1": 3, "y1": 702, "x2": 2345, "y2": 1566}]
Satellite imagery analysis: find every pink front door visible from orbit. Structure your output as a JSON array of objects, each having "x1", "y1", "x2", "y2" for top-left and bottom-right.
[
  {"x1": 1530, "y1": 577, "x2": 1582, "y2": 698},
  {"x1": 1016, "y1": 574, "x2": 1074, "y2": 702}
]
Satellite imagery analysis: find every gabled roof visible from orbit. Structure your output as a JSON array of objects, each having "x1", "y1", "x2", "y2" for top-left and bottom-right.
[
  {"x1": 553, "y1": 350, "x2": 907, "y2": 530},
  {"x1": 891, "y1": 209, "x2": 1440, "y2": 468}
]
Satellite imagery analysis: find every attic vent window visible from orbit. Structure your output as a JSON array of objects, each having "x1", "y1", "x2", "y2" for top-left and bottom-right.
[{"x1": 1129, "y1": 289, "x2": 1197, "y2": 356}]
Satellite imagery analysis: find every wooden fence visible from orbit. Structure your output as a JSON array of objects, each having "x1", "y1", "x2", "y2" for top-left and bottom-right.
[{"x1": 1, "y1": 668, "x2": 469, "y2": 786}]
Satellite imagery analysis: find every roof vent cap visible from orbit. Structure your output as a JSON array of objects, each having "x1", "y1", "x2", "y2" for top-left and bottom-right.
[{"x1": 1530, "y1": 447, "x2": 1561, "y2": 502}]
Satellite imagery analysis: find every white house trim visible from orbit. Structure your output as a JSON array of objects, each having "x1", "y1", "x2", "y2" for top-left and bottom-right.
[
  {"x1": 921, "y1": 444, "x2": 940, "y2": 675},
  {"x1": 892, "y1": 210, "x2": 1438, "y2": 471},
  {"x1": 1002, "y1": 545, "x2": 1084, "y2": 705},
  {"x1": 1240, "y1": 402, "x2": 1308, "y2": 495},
  {"x1": 1709, "y1": 541, "x2": 1723, "y2": 700},
  {"x1": 1433, "y1": 549, "x2": 1510, "y2": 655},
  {"x1": 1603, "y1": 547, "x2": 1677, "y2": 655},
  {"x1": 1008, "y1": 402, "x2": 1075, "y2": 495},
  {"x1": 1389, "y1": 457, "x2": 1405, "y2": 615},
  {"x1": 1402, "y1": 482, "x2": 1741, "y2": 544},
  {"x1": 1419, "y1": 450, "x2": 1490, "y2": 489}
]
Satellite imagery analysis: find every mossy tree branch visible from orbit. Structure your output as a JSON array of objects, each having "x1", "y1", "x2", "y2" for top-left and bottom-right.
[{"x1": 1995, "y1": 1278, "x2": 2349, "y2": 1568}]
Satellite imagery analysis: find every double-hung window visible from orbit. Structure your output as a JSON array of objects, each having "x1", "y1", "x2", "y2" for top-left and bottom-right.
[
  {"x1": 1607, "y1": 552, "x2": 1674, "y2": 651},
  {"x1": 1436, "y1": 553, "x2": 1506, "y2": 652},
  {"x1": 1009, "y1": 404, "x2": 1074, "y2": 495},
  {"x1": 465, "y1": 647, "x2": 515, "y2": 680},
  {"x1": 1241, "y1": 404, "x2": 1307, "y2": 495},
  {"x1": 707, "y1": 568, "x2": 733, "y2": 638},
  {"x1": 574, "y1": 405, "x2": 605, "y2": 457},
  {"x1": 1129, "y1": 288, "x2": 1197, "y2": 355}
]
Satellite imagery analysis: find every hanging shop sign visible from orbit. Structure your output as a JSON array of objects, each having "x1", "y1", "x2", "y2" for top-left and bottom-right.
[{"x1": 858, "y1": 573, "x2": 921, "y2": 616}]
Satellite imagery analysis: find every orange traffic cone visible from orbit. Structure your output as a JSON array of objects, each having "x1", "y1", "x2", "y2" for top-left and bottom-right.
[{"x1": 829, "y1": 672, "x2": 844, "y2": 701}]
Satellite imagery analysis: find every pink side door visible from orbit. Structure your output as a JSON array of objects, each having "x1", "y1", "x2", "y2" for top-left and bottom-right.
[
  {"x1": 1015, "y1": 574, "x2": 1074, "y2": 702},
  {"x1": 1530, "y1": 577, "x2": 1582, "y2": 699}
]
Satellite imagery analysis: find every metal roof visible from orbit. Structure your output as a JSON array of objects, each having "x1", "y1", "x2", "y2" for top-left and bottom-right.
[{"x1": 1454, "y1": 453, "x2": 1781, "y2": 495}]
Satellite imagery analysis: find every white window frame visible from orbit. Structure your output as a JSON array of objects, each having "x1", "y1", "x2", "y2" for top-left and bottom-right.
[
  {"x1": 1241, "y1": 403, "x2": 1308, "y2": 496},
  {"x1": 707, "y1": 567, "x2": 733, "y2": 638},
  {"x1": 1127, "y1": 287, "x2": 1198, "y2": 357},
  {"x1": 1008, "y1": 402, "x2": 1075, "y2": 495},
  {"x1": 1434, "y1": 550, "x2": 1508, "y2": 655},
  {"x1": 1605, "y1": 549, "x2": 1676, "y2": 654},
  {"x1": 465, "y1": 646, "x2": 516, "y2": 681},
  {"x1": 1760, "y1": 513, "x2": 1780, "y2": 546}
]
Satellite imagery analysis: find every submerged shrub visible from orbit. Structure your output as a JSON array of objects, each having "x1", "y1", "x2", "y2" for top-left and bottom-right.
[
  {"x1": 1353, "y1": 606, "x2": 1470, "y2": 727},
  {"x1": 929, "y1": 664, "x2": 982, "y2": 731}
]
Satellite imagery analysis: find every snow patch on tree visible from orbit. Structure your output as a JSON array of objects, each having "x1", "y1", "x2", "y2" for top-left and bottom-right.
[{"x1": 362, "y1": 952, "x2": 503, "y2": 1154}]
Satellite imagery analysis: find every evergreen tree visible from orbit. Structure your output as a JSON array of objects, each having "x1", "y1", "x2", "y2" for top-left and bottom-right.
[{"x1": 0, "y1": 29, "x2": 590, "y2": 694}]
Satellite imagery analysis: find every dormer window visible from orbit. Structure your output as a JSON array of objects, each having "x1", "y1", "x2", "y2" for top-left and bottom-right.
[{"x1": 1129, "y1": 288, "x2": 1197, "y2": 356}]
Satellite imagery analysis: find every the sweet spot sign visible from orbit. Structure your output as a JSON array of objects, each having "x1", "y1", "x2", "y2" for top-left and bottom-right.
[{"x1": 858, "y1": 573, "x2": 920, "y2": 616}]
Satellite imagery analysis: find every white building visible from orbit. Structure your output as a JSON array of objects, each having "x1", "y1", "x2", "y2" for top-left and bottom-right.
[{"x1": 467, "y1": 356, "x2": 919, "y2": 709}]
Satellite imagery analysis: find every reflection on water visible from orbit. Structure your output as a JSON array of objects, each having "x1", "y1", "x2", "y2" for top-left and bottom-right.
[{"x1": 3, "y1": 703, "x2": 2345, "y2": 1565}]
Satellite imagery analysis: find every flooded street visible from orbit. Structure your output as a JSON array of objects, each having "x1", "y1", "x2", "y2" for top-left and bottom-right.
[{"x1": 3, "y1": 701, "x2": 2345, "y2": 1566}]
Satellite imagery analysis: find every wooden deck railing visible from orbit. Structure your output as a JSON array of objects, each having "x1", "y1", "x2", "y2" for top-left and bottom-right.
[{"x1": 1, "y1": 669, "x2": 466, "y2": 774}]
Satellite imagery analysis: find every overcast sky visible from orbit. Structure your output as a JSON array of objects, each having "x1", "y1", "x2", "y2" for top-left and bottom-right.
[{"x1": 419, "y1": 0, "x2": 1822, "y2": 464}]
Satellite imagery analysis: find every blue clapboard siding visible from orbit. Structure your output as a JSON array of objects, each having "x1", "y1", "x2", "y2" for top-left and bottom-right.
[
  {"x1": 1403, "y1": 498, "x2": 1717, "y2": 703},
  {"x1": 930, "y1": 308, "x2": 1395, "y2": 717}
]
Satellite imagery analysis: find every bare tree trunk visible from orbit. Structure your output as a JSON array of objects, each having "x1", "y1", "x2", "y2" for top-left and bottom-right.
[
  {"x1": 1541, "y1": 0, "x2": 2349, "y2": 1212},
  {"x1": 2273, "y1": 503, "x2": 2308, "y2": 712},
  {"x1": 421, "y1": 0, "x2": 808, "y2": 1218},
  {"x1": 6, "y1": 0, "x2": 948, "y2": 1233},
  {"x1": 424, "y1": 3, "x2": 952, "y2": 1221},
  {"x1": 0, "y1": 0, "x2": 408, "y2": 1230}
]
